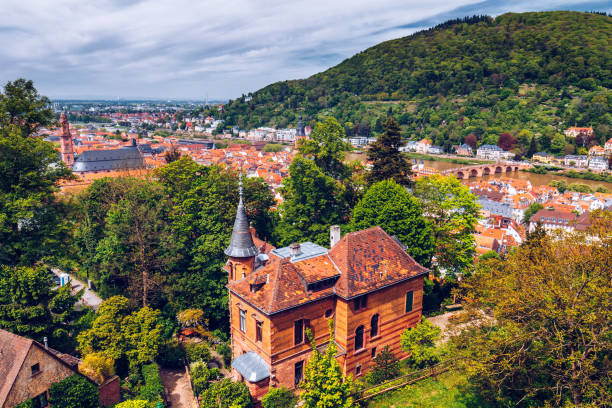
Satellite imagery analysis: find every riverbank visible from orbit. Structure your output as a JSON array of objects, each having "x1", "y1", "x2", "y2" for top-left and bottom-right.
[
  {"x1": 405, "y1": 153, "x2": 492, "y2": 166},
  {"x1": 523, "y1": 166, "x2": 612, "y2": 183}
]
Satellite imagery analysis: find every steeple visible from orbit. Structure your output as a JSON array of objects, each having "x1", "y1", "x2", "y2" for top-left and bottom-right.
[
  {"x1": 59, "y1": 113, "x2": 74, "y2": 166},
  {"x1": 225, "y1": 175, "x2": 259, "y2": 258},
  {"x1": 296, "y1": 114, "x2": 305, "y2": 137}
]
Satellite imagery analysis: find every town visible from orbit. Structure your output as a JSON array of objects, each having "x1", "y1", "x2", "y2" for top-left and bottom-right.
[{"x1": 0, "y1": 6, "x2": 611, "y2": 408}]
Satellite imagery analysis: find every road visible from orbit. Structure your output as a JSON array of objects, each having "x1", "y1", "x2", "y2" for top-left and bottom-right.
[{"x1": 51, "y1": 268, "x2": 103, "y2": 310}]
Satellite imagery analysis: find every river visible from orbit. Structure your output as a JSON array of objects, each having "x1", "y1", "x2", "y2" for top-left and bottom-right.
[{"x1": 346, "y1": 152, "x2": 612, "y2": 191}]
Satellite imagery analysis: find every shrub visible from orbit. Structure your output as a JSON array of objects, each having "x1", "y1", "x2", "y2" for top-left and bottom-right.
[
  {"x1": 156, "y1": 340, "x2": 185, "y2": 368},
  {"x1": 200, "y1": 379, "x2": 252, "y2": 408},
  {"x1": 215, "y1": 343, "x2": 232, "y2": 367},
  {"x1": 184, "y1": 342, "x2": 211, "y2": 363},
  {"x1": 15, "y1": 400, "x2": 33, "y2": 408},
  {"x1": 190, "y1": 362, "x2": 221, "y2": 395},
  {"x1": 364, "y1": 345, "x2": 401, "y2": 385},
  {"x1": 79, "y1": 352, "x2": 115, "y2": 383},
  {"x1": 138, "y1": 363, "x2": 164, "y2": 404},
  {"x1": 48, "y1": 374, "x2": 99, "y2": 408},
  {"x1": 115, "y1": 400, "x2": 150, "y2": 408},
  {"x1": 261, "y1": 387, "x2": 296, "y2": 408}
]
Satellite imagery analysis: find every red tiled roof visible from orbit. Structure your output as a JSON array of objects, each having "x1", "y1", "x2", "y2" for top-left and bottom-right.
[{"x1": 0, "y1": 329, "x2": 32, "y2": 406}]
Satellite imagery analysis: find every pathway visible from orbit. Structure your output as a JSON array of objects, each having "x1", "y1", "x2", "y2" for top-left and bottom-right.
[
  {"x1": 160, "y1": 368, "x2": 198, "y2": 408},
  {"x1": 51, "y1": 268, "x2": 103, "y2": 310}
]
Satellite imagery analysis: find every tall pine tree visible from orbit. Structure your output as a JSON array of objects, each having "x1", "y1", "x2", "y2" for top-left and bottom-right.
[
  {"x1": 527, "y1": 136, "x2": 538, "y2": 157},
  {"x1": 366, "y1": 116, "x2": 412, "y2": 186}
]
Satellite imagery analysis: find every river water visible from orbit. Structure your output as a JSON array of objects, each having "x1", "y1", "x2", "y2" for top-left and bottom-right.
[{"x1": 346, "y1": 152, "x2": 612, "y2": 190}]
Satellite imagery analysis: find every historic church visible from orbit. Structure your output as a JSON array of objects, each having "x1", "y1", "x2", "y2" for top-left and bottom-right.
[{"x1": 225, "y1": 187, "x2": 427, "y2": 401}]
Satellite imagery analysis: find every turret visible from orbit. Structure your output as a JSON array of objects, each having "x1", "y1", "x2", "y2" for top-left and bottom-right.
[
  {"x1": 59, "y1": 113, "x2": 74, "y2": 166},
  {"x1": 225, "y1": 175, "x2": 259, "y2": 281}
]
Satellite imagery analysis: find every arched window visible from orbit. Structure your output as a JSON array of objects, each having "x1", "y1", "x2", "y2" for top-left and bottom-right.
[
  {"x1": 355, "y1": 325, "x2": 364, "y2": 351},
  {"x1": 370, "y1": 314, "x2": 379, "y2": 338}
]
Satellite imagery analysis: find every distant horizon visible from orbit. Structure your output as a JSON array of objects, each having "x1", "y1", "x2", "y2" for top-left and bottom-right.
[{"x1": 1, "y1": 2, "x2": 610, "y2": 100}]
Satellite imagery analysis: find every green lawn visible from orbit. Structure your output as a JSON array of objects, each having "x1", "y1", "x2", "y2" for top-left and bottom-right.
[{"x1": 366, "y1": 370, "x2": 495, "y2": 408}]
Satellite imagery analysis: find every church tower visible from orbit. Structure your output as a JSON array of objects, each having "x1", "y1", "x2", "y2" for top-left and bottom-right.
[
  {"x1": 294, "y1": 114, "x2": 306, "y2": 149},
  {"x1": 59, "y1": 113, "x2": 74, "y2": 166},
  {"x1": 225, "y1": 176, "x2": 259, "y2": 282}
]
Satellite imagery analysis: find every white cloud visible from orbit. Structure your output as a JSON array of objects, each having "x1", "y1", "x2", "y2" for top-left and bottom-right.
[{"x1": 0, "y1": 0, "x2": 607, "y2": 99}]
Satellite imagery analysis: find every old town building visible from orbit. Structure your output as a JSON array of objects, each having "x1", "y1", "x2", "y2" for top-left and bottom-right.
[
  {"x1": 58, "y1": 113, "x2": 74, "y2": 166},
  {"x1": 224, "y1": 189, "x2": 427, "y2": 401}
]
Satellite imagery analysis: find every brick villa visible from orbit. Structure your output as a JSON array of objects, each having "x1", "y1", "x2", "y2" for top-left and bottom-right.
[{"x1": 224, "y1": 187, "x2": 427, "y2": 400}]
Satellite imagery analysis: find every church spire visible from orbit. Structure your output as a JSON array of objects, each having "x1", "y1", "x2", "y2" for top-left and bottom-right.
[
  {"x1": 224, "y1": 174, "x2": 259, "y2": 258},
  {"x1": 59, "y1": 112, "x2": 74, "y2": 166}
]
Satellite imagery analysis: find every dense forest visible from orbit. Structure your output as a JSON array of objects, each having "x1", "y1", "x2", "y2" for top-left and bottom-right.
[{"x1": 222, "y1": 11, "x2": 612, "y2": 155}]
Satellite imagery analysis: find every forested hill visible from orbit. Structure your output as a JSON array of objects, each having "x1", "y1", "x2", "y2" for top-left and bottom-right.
[{"x1": 223, "y1": 11, "x2": 612, "y2": 155}]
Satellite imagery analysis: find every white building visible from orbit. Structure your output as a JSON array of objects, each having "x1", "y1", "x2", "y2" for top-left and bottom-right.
[
  {"x1": 563, "y1": 155, "x2": 589, "y2": 168},
  {"x1": 476, "y1": 144, "x2": 514, "y2": 161},
  {"x1": 588, "y1": 156, "x2": 609, "y2": 171}
]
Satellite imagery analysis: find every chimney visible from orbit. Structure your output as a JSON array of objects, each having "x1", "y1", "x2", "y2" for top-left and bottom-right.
[
  {"x1": 43, "y1": 336, "x2": 48, "y2": 350},
  {"x1": 289, "y1": 243, "x2": 301, "y2": 258},
  {"x1": 330, "y1": 225, "x2": 341, "y2": 248}
]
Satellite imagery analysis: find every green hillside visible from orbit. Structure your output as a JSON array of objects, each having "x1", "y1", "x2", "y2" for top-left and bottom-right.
[{"x1": 223, "y1": 11, "x2": 612, "y2": 155}]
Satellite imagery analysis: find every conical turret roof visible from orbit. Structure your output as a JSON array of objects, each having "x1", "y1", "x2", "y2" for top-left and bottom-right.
[{"x1": 225, "y1": 180, "x2": 259, "y2": 258}]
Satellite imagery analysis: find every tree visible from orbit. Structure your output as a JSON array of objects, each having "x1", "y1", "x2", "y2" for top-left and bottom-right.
[
  {"x1": 278, "y1": 156, "x2": 349, "y2": 246},
  {"x1": 300, "y1": 321, "x2": 354, "y2": 408},
  {"x1": 550, "y1": 133, "x2": 566, "y2": 153},
  {"x1": 77, "y1": 296, "x2": 163, "y2": 370},
  {"x1": 262, "y1": 387, "x2": 297, "y2": 408},
  {"x1": 200, "y1": 378, "x2": 252, "y2": 408},
  {"x1": 79, "y1": 352, "x2": 115, "y2": 384},
  {"x1": 413, "y1": 175, "x2": 480, "y2": 275},
  {"x1": 48, "y1": 375, "x2": 99, "y2": 408},
  {"x1": 464, "y1": 133, "x2": 477, "y2": 149},
  {"x1": 298, "y1": 117, "x2": 350, "y2": 179},
  {"x1": 366, "y1": 345, "x2": 401, "y2": 384},
  {"x1": 115, "y1": 401, "x2": 149, "y2": 408},
  {"x1": 164, "y1": 144, "x2": 181, "y2": 163},
  {"x1": 523, "y1": 202, "x2": 544, "y2": 224},
  {"x1": 497, "y1": 132, "x2": 517, "y2": 151},
  {"x1": 0, "y1": 125, "x2": 73, "y2": 265},
  {"x1": 0, "y1": 79, "x2": 55, "y2": 136},
  {"x1": 366, "y1": 116, "x2": 412, "y2": 186},
  {"x1": 400, "y1": 318, "x2": 442, "y2": 369},
  {"x1": 527, "y1": 136, "x2": 538, "y2": 157},
  {"x1": 550, "y1": 179, "x2": 567, "y2": 193},
  {"x1": 453, "y1": 218, "x2": 612, "y2": 406},
  {"x1": 0, "y1": 265, "x2": 81, "y2": 351},
  {"x1": 349, "y1": 180, "x2": 434, "y2": 266}
]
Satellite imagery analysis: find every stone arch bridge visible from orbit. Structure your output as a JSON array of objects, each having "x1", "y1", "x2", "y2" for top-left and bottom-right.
[{"x1": 440, "y1": 162, "x2": 530, "y2": 180}]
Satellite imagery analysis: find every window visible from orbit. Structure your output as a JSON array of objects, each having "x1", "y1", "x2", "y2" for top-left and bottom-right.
[
  {"x1": 324, "y1": 309, "x2": 333, "y2": 318},
  {"x1": 294, "y1": 361, "x2": 303, "y2": 386},
  {"x1": 294, "y1": 319, "x2": 304, "y2": 345},
  {"x1": 355, "y1": 362, "x2": 361, "y2": 376},
  {"x1": 239, "y1": 309, "x2": 246, "y2": 333},
  {"x1": 32, "y1": 392, "x2": 48, "y2": 408},
  {"x1": 255, "y1": 320, "x2": 263, "y2": 342},
  {"x1": 371, "y1": 347, "x2": 377, "y2": 358},
  {"x1": 31, "y1": 363, "x2": 40, "y2": 376},
  {"x1": 229, "y1": 263, "x2": 233, "y2": 280},
  {"x1": 370, "y1": 314, "x2": 379, "y2": 338},
  {"x1": 405, "y1": 291, "x2": 414, "y2": 313},
  {"x1": 353, "y1": 294, "x2": 367, "y2": 311},
  {"x1": 355, "y1": 325, "x2": 364, "y2": 351}
]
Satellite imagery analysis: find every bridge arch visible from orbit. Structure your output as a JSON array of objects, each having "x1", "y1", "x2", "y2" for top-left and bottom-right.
[
  {"x1": 456, "y1": 171, "x2": 465, "y2": 179},
  {"x1": 495, "y1": 166, "x2": 503, "y2": 173},
  {"x1": 470, "y1": 169, "x2": 479, "y2": 178},
  {"x1": 483, "y1": 167, "x2": 491, "y2": 175},
  {"x1": 506, "y1": 166, "x2": 513, "y2": 172}
]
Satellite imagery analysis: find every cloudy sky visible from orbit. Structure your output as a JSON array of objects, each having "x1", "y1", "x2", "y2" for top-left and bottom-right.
[{"x1": 1, "y1": 0, "x2": 609, "y2": 100}]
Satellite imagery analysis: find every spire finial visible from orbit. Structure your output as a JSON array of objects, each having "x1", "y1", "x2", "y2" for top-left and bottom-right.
[{"x1": 239, "y1": 172, "x2": 243, "y2": 200}]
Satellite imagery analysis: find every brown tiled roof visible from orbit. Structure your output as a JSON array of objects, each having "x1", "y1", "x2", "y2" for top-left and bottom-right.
[
  {"x1": 329, "y1": 227, "x2": 427, "y2": 299},
  {"x1": 0, "y1": 329, "x2": 33, "y2": 406},
  {"x1": 229, "y1": 227, "x2": 427, "y2": 315}
]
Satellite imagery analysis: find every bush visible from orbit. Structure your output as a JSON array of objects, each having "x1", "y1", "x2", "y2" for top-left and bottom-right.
[
  {"x1": 261, "y1": 387, "x2": 296, "y2": 408},
  {"x1": 15, "y1": 400, "x2": 33, "y2": 408},
  {"x1": 115, "y1": 400, "x2": 150, "y2": 408},
  {"x1": 156, "y1": 340, "x2": 185, "y2": 368},
  {"x1": 48, "y1": 374, "x2": 99, "y2": 408},
  {"x1": 190, "y1": 362, "x2": 221, "y2": 395},
  {"x1": 263, "y1": 143, "x2": 285, "y2": 152},
  {"x1": 184, "y1": 342, "x2": 211, "y2": 363},
  {"x1": 79, "y1": 352, "x2": 115, "y2": 383},
  {"x1": 364, "y1": 345, "x2": 401, "y2": 385},
  {"x1": 138, "y1": 363, "x2": 164, "y2": 404},
  {"x1": 200, "y1": 379, "x2": 252, "y2": 408},
  {"x1": 215, "y1": 343, "x2": 232, "y2": 367}
]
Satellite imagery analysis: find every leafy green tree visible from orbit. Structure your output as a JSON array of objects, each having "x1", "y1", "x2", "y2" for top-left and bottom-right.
[
  {"x1": 550, "y1": 179, "x2": 567, "y2": 193},
  {"x1": 263, "y1": 143, "x2": 284, "y2": 152},
  {"x1": 48, "y1": 375, "x2": 99, "y2": 408},
  {"x1": 298, "y1": 117, "x2": 350, "y2": 179},
  {"x1": 365, "y1": 345, "x2": 401, "y2": 385},
  {"x1": 115, "y1": 401, "x2": 149, "y2": 408},
  {"x1": 200, "y1": 378, "x2": 252, "y2": 408},
  {"x1": 0, "y1": 79, "x2": 55, "y2": 136},
  {"x1": 190, "y1": 362, "x2": 221, "y2": 395},
  {"x1": 262, "y1": 387, "x2": 297, "y2": 408},
  {"x1": 0, "y1": 265, "x2": 81, "y2": 351},
  {"x1": 300, "y1": 321, "x2": 354, "y2": 408},
  {"x1": 523, "y1": 202, "x2": 544, "y2": 224},
  {"x1": 278, "y1": 156, "x2": 349, "y2": 246},
  {"x1": 77, "y1": 296, "x2": 163, "y2": 369},
  {"x1": 413, "y1": 175, "x2": 480, "y2": 275},
  {"x1": 79, "y1": 352, "x2": 115, "y2": 384},
  {"x1": 366, "y1": 116, "x2": 412, "y2": 186},
  {"x1": 479, "y1": 250, "x2": 500, "y2": 261},
  {"x1": 0, "y1": 125, "x2": 73, "y2": 265},
  {"x1": 453, "y1": 216, "x2": 612, "y2": 406},
  {"x1": 527, "y1": 136, "x2": 538, "y2": 157},
  {"x1": 349, "y1": 180, "x2": 434, "y2": 266},
  {"x1": 400, "y1": 318, "x2": 442, "y2": 369},
  {"x1": 550, "y1": 133, "x2": 566, "y2": 153}
]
